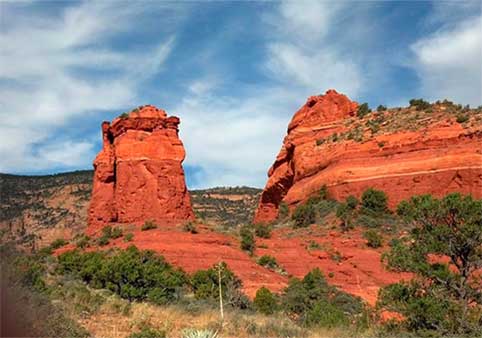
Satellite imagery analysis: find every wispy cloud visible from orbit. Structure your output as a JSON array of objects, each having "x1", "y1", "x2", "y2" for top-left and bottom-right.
[
  {"x1": 0, "y1": 2, "x2": 182, "y2": 172},
  {"x1": 411, "y1": 14, "x2": 482, "y2": 106},
  {"x1": 1, "y1": 0, "x2": 479, "y2": 187}
]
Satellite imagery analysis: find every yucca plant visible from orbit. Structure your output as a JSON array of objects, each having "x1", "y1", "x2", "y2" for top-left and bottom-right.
[{"x1": 181, "y1": 329, "x2": 218, "y2": 338}]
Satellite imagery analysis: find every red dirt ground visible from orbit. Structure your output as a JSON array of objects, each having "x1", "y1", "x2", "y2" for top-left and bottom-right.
[{"x1": 57, "y1": 222, "x2": 411, "y2": 306}]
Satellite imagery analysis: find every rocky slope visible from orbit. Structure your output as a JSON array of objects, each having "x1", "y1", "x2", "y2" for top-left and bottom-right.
[
  {"x1": 254, "y1": 90, "x2": 482, "y2": 223},
  {"x1": 190, "y1": 186, "x2": 261, "y2": 227},
  {"x1": 88, "y1": 105, "x2": 194, "y2": 234},
  {"x1": 0, "y1": 171, "x2": 260, "y2": 247},
  {"x1": 0, "y1": 171, "x2": 92, "y2": 249}
]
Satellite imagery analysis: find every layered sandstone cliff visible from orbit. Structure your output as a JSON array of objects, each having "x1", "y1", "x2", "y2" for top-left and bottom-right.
[
  {"x1": 88, "y1": 105, "x2": 194, "y2": 233},
  {"x1": 254, "y1": 90, "x2": 482, "y2": 223}
]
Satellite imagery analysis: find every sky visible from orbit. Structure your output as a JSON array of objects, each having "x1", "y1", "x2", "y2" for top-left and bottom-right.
[{"x1": 0, "y1": 0, "x2": 481, "y2": 188}]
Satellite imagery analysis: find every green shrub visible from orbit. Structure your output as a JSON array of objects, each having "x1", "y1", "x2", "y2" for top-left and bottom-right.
[
  {"x1": 190, "y1": 262, "x2": 249, "y2": 309},
  {"x1": 50, "y1": 238, "x2": 68, "y2": 250},
  {"x1": 240, "y1": 225, "x2": 255, "y2": 254},
  {"x1": 97, "y1": 236, "x2": 110, "y2": 246},
  {"x1": 57, "y1": 246, "x2": 187, "y2": 304},
  {"x1": 409, "y1": 98, "x2": 431, "y2": 111},
  {"x1": 124, "y1": 233, "x2": 134, "y2": 242},
  {"x1": 317, "y1": 199, "x2": 338, "y2": 219},
  {"x1": 278, "y1": 202, "x2": 289, "y2": 220},
  {"x1": 254, "y1": 223, "x2": 272, "y2": 239},
  {"x1": 183, "y1": 222, "x2": 198, "y2": 234},
  {"x1": 307, "y1": 240, "x2": 321, "y2": 250},
  {"x1": 357, "y1": 103, "x2": 371, "y2": 118},
  {"x1": 346, "y1": 195, "x2": 359, "y2": 209},
  {"x1": 119, "y1": 112, "x2": 130, "y2": 119},
  {"x1": 305, "y1": 300, "x2": 349, "y2": 328},
  {"x1": 128, "y1": 327, "x2": 166, "y2": 338},
  {"x1": 292, "y1": 203, "x2": 316, "y2": 228},
  {"x1": 75, "y1": 234, "x2": 90, "y2": 249},
  {"x1": 377, "y1": 105, "x2": 387, "y2": 112},
  {"x1": 456, "y1": 113, "x2": 469, "y2": 123},
  {"x1": 363, "y1": 229, "x2": 383, "y2": 248},
  {"x1": 361, "y1": 188, "x2": 388, "y2": 213},
  {"x1": 141, "y1": 220, "x2": 157, "y2": 231},
  {"x1": 111, "y1": 227, "x2": 123, "y2": 239},
  {"x1": 96, "y1": 225, "x2": 123, "y2": 245},
  {"x1": 257, "y1": 255, "x2": 279, "y2": 270},
  {"x1": 282, "y1": 268, "x2": 364, "y2": 327},
  {"x1": 254, "y1": 287, "x2": 278, "y2": 315},
  {"x1": 380, "y1": 193, "x2": 482, "y2": 335}
]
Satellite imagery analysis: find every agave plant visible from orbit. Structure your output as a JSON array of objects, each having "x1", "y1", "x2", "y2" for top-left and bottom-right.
[{"x1": 181, "y1": 329, "x2": 218, "y2": 338}]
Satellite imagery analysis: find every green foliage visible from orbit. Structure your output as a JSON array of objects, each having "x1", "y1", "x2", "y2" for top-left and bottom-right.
[
  {"x1": 281, "y1": 268, "x2": 364, "y2": 328},
  {"x1": 111, "y1": 227, "x2": 123, "y2": 239},
  {"x1": 128, "y1": 327, "x2": 166, "y2": 338},
  {"x1": 141, "y1": 220, "x2": 158, "y2": 231},
  {"x1": 361, "y1": 188, "x2": 388, "y2": 214},
  {"x1": 315, "y1": 138, "x2": 325, "y2": 146},
  {"x1": 380, "y1": 193, "x2": 482, "y2": 335},
  {"x1": 336, "y1": 195, "x2": 359, "y2": 231},
  {"x1": 292, "y1": 203, "x2": 316, "y2": 228},
  {"x1": 346, "y1": 195, "x2": 359, "y2": 209},
  {"x1": 307, "y1": 240, "x2": 321, "y2": 250},
  {"x1": 97, "y1": 236, "x2": 110, "y2": 246},
  {"x1": 254, "y1": 287, "x2": 278, "y2": 315},
  {"x1": 190, "y1": 262, "x2": 249, "y2": 309},
  {"x1": 363, "y1": 229, "x2": 383, "y2": 248},
  {"x1": 50, "y1": 238, "x2": 68, "y2": 249},
  {"x1": 240, "y1": 225, "x2": 255, "y2": 254},
  {"x1": 124, "y1": 233, "x2": 134, "y2": 242},
  {"x1": 278, "y1": 201, "x2": 289, "y2": 220},
  {"x1": 254, "y1": 223, "x2": 272, "y2": 239},
  {"x1": 409, "y1": 98, "x2": 431, "y2": 111},
  {"x1": 119, "y1": 112, "x2": 130, "y2": 119},
  {"x1": 97, "y1": 226, "x2": 123, "y2": 246},
  {"x1": 377, "y1": 105, "x2": 387, "y2": 112},
  {"x1": 456, "y1": 113, "x2": 469, "y2": 123},
  {"x1": 257, "y1": 255, "x2": 279, "y2": 270},
  {"x1": 74, "y1": 234, "x2": 90, "y2": 249},
  {"x1": 357, "y1": 103, "x2": 371, "y2": 118},
  {"x1": 57, "y1": 245, "x2": 187, "y2": 304},
  {"x1": 183, "y1": 221, "x2": 198, "y2": 234}
]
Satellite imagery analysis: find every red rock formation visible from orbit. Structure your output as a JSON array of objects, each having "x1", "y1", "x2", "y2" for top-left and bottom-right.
[
  {"x1": 88, "y1": 105, "x2": 194, "y2": 233},
  {"x1": 254, "y1": 89, "x2": 482, "y2": 223}
]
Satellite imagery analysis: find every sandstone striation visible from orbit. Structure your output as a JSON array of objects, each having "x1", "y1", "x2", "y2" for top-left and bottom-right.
[
  {"x1": 88, "y1": 105, "x2": 194, "y2": 233},
  {"x1": 254, "y1": 89, "x2": 482, "y2": 223}
]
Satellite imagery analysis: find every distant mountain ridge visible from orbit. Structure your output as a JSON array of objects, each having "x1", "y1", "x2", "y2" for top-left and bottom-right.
[{"x1": 0, "y1": 170, "x2": 260, "y2": 248}]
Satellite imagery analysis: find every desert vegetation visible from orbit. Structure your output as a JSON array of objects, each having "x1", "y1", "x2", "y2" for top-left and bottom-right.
[{"x1": 2, "y1": 189, "x2": 481, "y2": 337}]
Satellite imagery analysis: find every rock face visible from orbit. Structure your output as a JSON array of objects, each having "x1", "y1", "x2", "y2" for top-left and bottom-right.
[
  {"x1": 88, "y1": 105, "x2": 194, "y2": 233},
  {"x1": 254, "y1": 89, "x2": 482, "y2": 223}
]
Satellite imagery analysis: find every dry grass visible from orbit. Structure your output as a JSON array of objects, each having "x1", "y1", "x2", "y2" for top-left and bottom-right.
[{"x1": 67, "y1": 291, "x2": 373, "y2": 338}]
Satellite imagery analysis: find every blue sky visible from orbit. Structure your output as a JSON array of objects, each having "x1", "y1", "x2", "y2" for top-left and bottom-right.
[{"x1": 0, "y1": 1, "x2": 481, "y2": 188}]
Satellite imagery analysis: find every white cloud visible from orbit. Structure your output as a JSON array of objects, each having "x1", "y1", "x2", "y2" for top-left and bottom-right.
[
  {"x1": 173, "y1": 1, "x2": 369, "y2": 188},
  {"x1": 264, "y1": 1, "x2": 362, "y2": 99},
  {"x1": 174, "y1": 84, "x2": 296, "y2": 188},
  {"x1": 411, "y1": 13, "x2": 482, "y2": 106},
  {"x1": 0, "y1": 2, "x2": 180, "y2": 173}
]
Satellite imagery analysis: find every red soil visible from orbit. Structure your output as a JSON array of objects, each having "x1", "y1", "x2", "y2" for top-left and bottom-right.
[{"x1": 58, "y1": 224, "x2": 411, "y2": 305}]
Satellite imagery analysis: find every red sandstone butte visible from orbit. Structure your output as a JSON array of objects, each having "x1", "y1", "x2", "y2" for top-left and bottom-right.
[
  {"x1": 88, "y1": 105, "x2": 194, "y2": 233},
  {"x1": 254, "y1": 89, "x2": 482, "y2": 223}
]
